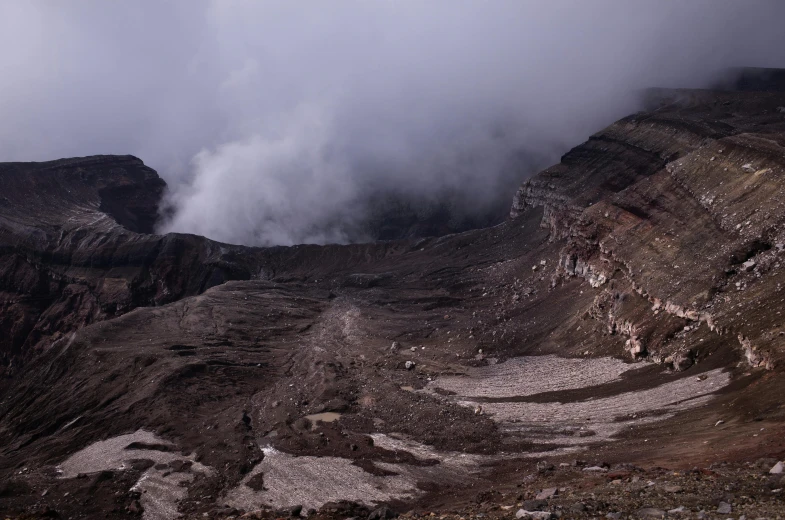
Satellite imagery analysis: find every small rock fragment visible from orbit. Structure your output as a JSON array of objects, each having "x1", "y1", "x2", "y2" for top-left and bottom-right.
[
  {"x1": 583, "y1": 466, "x2": 608, "y2": 472},
  {"x1": 128, "y1": 500, "x2": 144, "y2": 514},
  {"x1": 522, "y1": 500, "x2": 546, "y2": 511},
  {"x1": 716, "y1": 501, "x2": 732, "y2": 514},
  {"x1": 130, "y1": 459, "x2": 155, "y2": 471},
  {"x1": 770, "y1": 461, "x2": 784, "y2": 474},
  {"x1": 535, "y1": 487, "x2": 558, "y2": 500},
  {"x1": 536, "y1": 460, "x2": 554, "y2": 473},
  {"x1": 515, "y1": 510, "x2": 552, "y2": 520},
  {"x1": 637, "y1": 508, "x2": 666, "y2": 518},
  {"x1": 404, "y1": 360, "x2": 415, "y2": 370},
  {"x1": 368, "y1": 506, "x2": 395, "y2": 520}
]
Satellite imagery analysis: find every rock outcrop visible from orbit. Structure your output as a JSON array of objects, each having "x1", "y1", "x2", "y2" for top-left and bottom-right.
[
  {"x1": 512, "y1": 89, "x2": 785, "y2": 368},
  {"x1": 0, "y1": 156, "x2": 273, "y2": 373}
]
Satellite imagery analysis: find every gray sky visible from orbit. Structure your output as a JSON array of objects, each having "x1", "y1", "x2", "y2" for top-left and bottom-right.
[{"x1": 1, "y1": 1, "x2": 784, "y2": 245}]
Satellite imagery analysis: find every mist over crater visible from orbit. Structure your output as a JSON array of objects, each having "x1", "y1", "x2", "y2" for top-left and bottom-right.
[{"x1": 1, "y1": 1, "x2": 784, "y2": 245}]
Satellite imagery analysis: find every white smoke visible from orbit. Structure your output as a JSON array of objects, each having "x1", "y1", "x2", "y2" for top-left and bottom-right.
[{"x1": 1, "y1": 1, "x2": 784, "y2": 245}]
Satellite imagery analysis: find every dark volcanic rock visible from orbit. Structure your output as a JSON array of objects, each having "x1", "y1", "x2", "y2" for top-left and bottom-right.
[
  {"x1": 368, "y1": 505, "x2": 395, "y2": 520},
  {"x1": 0, "y1": 155, "x2": 278, "y2": 371}
]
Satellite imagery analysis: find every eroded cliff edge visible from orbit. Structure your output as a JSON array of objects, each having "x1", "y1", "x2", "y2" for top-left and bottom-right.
[{"x1": 511, "y1": 89, "x2": 785, "y2": 369}]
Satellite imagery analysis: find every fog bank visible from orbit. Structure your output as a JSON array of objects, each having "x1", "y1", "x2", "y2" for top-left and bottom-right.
[{"x1": 1, "y1": 1, "x2": 784, "y2": 245}]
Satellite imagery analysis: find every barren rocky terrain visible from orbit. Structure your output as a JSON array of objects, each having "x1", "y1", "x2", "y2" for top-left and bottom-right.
[{"x1": 2, "y1": 83, "x2": 785, "y2": 519}]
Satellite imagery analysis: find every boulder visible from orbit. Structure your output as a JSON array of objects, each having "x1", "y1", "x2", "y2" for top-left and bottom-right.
[
  {"x1": 536, "y1": 460, "x2": 554, "y2": 473},
  {"x1": 522, "y1": 499, "x2": 546, "y2": 511},
  {"x1": 368, "y1": 506, "x2": 395, "y2": 520},
  {"x1": 583, "y1": 466, "x2": 608, "y2": 473},
  {"x1": 128, "y1": 500, "x2": 144, "y2": 514},
  {"x1": 515, "y1": 510, "x2": 552, "y2": 519},
  {"x1": 535, "y1": 487, "x2": 558, "y2": 500}
]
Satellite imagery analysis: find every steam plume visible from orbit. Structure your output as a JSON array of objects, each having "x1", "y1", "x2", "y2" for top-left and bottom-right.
[{"x1": 1, "y1": 1, "x2": 784, "y2": 245}]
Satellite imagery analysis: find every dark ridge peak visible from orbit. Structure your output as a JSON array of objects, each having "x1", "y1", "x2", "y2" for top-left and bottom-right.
[
  {"x1": 0, "y1": 154, "x2": 146, "y2": 172},
  {"x1": 0, "y1": 154, "x2": 166, "y2": 234},
  {"x1": 637, "y1": 67, "x2": 785, "y2": 112},
  {"x1": 726, "y1": 67, "x2": 785, "y2": 92}
]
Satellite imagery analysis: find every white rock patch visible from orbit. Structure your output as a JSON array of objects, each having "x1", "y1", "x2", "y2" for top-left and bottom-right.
[
  {"x1": 430, "y1": 356, "x2": 731, "y2": 451},
  {"x1": 464, "y1": 368, "x2": 730, "y2": 445},
  {"x1": 225, "y1": 446, "x2": 418, "y2": 511},
  {"x1": 58, "y1": 429, "x2": 211, "y2": 520},
  {"x1": 431, "y1": 355, "x2": 635, "y2": 398}
]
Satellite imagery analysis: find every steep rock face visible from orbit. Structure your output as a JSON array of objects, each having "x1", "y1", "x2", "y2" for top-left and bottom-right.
[
  {"x1": 511, "y1": 89, "x2": 785, "y2": 366},
  {"x1": 0, "y1": 155, "x2": 164, "y2": 236}
]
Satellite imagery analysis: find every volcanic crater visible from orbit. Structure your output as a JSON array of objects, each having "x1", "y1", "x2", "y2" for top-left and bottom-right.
[{"x1": 2, "y1": 84, "x2": 785, "y2": 519}]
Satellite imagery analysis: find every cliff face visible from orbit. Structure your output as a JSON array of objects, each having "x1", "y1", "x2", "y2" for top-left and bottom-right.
[
  {"x1": 1, "y1": 88, "x2": 785, "y2": 518},
  {"x1": 0, "y1": 156, "x2": 269, "y2": 372},
  {"x1": 512, "y1": 89, "x2": 785, "y2": 367}
]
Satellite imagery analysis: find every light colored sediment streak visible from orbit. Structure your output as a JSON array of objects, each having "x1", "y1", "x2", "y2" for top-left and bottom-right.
[
  {"x1": 430, "y1": 355, "x2": 635, "y2": 398},
  {"x1": 370, "y1": 433, "x2": 482, "y2": 466},
  {"x1": 226, "y1": 434, "x2": 493, "y2": 511},
  {"x1": 463, "y1": 367, "x2": 730, "y2": 445},
  {"x1": 58, "y1": 429, "x2": 211, "y2": 520},
  {"x1": 430, "y1": 355, "x2": 731, "y2": 449},
  {"x1": 226, "y1": 446, "x2": 418, "y2": 511},
  {"x1": 130, "y1": 471, "x2": 196, "y2": 520},
  {"x1": 370, "y1": 433, "x2": 486, "y2": 482},
  {"x1": 59, "y1": 430, "x2": 173, "y2": 477}
]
